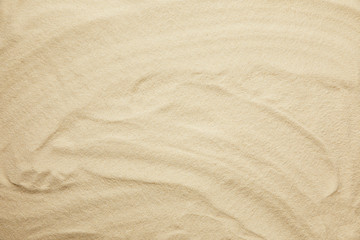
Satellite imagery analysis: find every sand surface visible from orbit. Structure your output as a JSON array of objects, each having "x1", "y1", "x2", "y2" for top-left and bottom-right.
[{"x1": 1, "y1": 1, "x2": 360, "y2": 239}]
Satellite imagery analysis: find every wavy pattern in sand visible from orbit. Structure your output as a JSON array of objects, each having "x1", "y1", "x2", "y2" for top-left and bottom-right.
[{"x1": 1, "y1": 0, "x2": 360, "y2": 239}]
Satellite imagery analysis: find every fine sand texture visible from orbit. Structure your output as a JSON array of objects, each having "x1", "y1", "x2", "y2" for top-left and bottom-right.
[{"x1": 1, "y1": 1, "x2": 360, "y2": 239}]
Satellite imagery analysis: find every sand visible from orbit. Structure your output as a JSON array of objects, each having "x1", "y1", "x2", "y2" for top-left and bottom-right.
[{"x1": 0, "y1": 0, "x2": 360, "y2": 239}]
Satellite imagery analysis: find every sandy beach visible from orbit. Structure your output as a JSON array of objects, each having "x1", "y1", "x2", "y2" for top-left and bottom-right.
[{"x1": 0, "y1": 1, "x2": 359, "y2": 239}]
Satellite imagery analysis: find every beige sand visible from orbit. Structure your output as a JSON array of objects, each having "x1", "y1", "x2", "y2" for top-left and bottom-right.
[{"x1": 0, "y1": 0, "x2": 360, "y2": 239}]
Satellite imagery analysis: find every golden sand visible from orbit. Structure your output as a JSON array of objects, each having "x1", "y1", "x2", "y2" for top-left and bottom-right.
[{"x1": 1, "y1": 1, "x2": 359, "y2": 239}]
